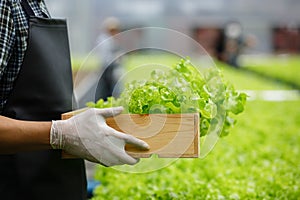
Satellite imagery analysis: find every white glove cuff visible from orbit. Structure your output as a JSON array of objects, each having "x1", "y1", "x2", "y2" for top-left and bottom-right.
[{"x1": 50, "y1": 120, "x2": 64, "y2": 149}]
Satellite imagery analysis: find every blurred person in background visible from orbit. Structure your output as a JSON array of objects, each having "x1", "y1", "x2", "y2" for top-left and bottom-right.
[
  {"x1": 217, "y1": 21, "x2": 255, "y2": 68},
  {"x1": 95, "y1": 17, "x2": 124, "y2": 101},
  {"x1": 88, "y1": 16, "x2": 125, "y2": 198},
  {"x1": 0, "y1": 1, "x2": 148, "y2": 200}
]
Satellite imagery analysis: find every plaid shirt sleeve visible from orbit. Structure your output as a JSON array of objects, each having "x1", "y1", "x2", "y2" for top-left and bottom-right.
[
  {"x1": 0, "y1": 0, "x2": 50, "y2": 113},
  {"x1": 0, "y1": 0, "x2": 15, "y2": 78}
]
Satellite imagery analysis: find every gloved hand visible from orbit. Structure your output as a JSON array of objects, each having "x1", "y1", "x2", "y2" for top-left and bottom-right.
[{"x1": 50, "y1": 107, "x2": 149, "y2": 166}]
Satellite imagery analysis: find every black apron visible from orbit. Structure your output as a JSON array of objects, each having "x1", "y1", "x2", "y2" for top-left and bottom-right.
[{"x1": 0, "y1": 1, "x2": 87, "y2": 199}]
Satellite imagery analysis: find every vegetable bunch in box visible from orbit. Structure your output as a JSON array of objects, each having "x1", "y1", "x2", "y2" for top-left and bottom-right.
[{"x1": 87, "y1": 58, "x2": 247, "y2": 137}]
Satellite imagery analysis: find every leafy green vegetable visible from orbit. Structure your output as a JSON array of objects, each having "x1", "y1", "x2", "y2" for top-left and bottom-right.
[{"x1": 88, "y1": 58, "x2": 247, "y2": 137}]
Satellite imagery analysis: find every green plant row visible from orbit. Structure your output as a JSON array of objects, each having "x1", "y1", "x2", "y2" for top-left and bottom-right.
[
  {"x1": 241, "y1": 55, "x2": 300, "y2": 89},
  {"x1": 92, "y1": 100, "x2": 300, "y2": 200}
]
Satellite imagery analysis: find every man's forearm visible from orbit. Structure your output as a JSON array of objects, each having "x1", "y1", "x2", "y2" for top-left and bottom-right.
[{"x1": 0, "y1": 115, "x2": 52, "y2": 154}]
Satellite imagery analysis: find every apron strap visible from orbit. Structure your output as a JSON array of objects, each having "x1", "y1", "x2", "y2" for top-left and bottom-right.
[{"x1": 21, "y1": 0, "x2": 36, "y2": 18}]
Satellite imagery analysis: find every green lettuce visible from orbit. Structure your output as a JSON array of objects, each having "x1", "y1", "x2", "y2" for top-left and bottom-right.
[{"x1": 87, "y1": 58, "x2": 247, "y2": 137}]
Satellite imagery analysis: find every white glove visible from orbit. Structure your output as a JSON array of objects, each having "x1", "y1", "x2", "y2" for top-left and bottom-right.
[{"x1": 50, "y1": 107, "x2": 149, "y2": 166}]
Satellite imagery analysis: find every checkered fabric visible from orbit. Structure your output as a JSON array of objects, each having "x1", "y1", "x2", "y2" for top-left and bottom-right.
[{"x1": 0, "y1": 0, "x2": 50, "y2": 113}]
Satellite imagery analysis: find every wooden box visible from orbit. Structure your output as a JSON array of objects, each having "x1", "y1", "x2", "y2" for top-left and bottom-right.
[{"x1": 61, "y1": 110, "x2": 199, "y2": 158}]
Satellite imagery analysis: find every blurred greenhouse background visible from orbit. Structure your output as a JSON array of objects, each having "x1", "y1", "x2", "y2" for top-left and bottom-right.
[
  {"x1": 45, "y1": 0, "x2": 300, "y2": 57},
  {"x1": 44, "y1": 0, "x2": 300, "y2": 199}
]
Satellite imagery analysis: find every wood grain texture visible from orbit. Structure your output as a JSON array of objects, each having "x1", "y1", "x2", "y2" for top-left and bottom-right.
[{"x1": 61, "y1": 109, "x2": 199, "y2": 158}]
